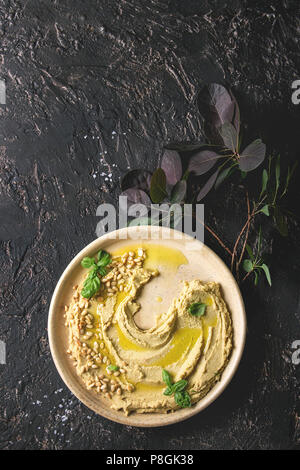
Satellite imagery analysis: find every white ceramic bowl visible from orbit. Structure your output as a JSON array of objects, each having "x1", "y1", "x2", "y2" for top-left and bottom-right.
[{"x1": 48, "y1": 226, "x2": 246, "y2": 427}]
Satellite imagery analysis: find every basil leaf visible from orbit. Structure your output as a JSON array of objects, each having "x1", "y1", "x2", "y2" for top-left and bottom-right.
[
  {"x1": 188, "y1": 302, "x2": 206, "y2": 317},
  {"x1": 92, "y1": 277, "x2": 101, "y2": 290},
  {"x1": 174, "y1": 390, "x2": 191, "y2": 408},
  {"x1": 87, "y1": 266, "x2": 98, "y2": 278},
  {"x1": 150, "y1": 168, "x2": 167, "y2": 203},
  {"x1": 162, "y1": 369, "x2": 172, "y2": 388},
  {"x1": 97, "y1": 250, "x2": 111, "y2": 267},
  {"x1": 172, "y1": 380, "x2": 188, "y2": 393},
  {"x1": 81, "y1": 285, "x2": 93, "y2": 299},
  {"x1": 80, "y1": 250, "x2": 112, "y2": 299},
  {"x1": 81, "y1": 257, "x2": 95, "y2": 268},
  {"x1": 107, "y1": 365, "x2": 119, "y2": 371},
  {"x1": 163, "y1": 386, "x2": 174, "y2": 396},
  {"x1": 98, "y1": 267, "x2": 107, "y2": 276}
]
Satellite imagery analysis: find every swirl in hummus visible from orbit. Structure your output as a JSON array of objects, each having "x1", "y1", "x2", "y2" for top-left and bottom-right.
[{"x1": 65, "y1": 246, "x2": 233, "y2": 415}]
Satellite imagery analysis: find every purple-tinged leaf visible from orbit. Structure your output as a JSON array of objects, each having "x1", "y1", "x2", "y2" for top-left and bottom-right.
[
  {"x1": 166, "y1": 142, "x2": 207, "y2": 152},
  {"x1": 197, "y1": 169, "x2": 219, "y2": 201},
  {"x1": 121, "y1": 169, "x2": 152, "y2": 192},
  {"x1": 219, "y1": 122, "x2": 238, "y2": 152},
  {"x1": 161, "y1": 150, "x2": 182, "y2": 185},
  {"x1": 198, "y1": 83, "x2": 235, "y2": 130},
  {"x1": 170, "y1": 180, "x2": 187, "y2": 203},
  {"x1": 239, "y1": 139, "x2": 266, "y2": 172},
  {"x1": 188, "y1": 150, "x2": 222, "y2": 176},
  {"x1": 150, "y1": 168, "x2": 167, "y2": 203},
  {"x1": 120, "y1": 188, "x2": 151, "y2": 208}
]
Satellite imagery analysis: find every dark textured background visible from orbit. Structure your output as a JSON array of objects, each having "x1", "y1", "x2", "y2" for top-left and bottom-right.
[{"x1": 0, "y1": 0, "x2": 300, "y2": 450}]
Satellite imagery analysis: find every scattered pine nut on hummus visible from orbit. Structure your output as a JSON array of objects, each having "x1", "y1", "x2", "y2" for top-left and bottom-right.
[{"x1": 64, "y1": 244, "x2": 233, "y2": 415}]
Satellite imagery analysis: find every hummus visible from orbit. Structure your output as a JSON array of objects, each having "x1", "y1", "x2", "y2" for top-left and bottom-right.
[{"x1": 65, "y1": 246, "x2": 233, "y2": 415}]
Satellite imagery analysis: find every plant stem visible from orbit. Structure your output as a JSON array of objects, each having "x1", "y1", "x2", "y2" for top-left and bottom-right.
[
  {"x1": 194, "y1": 213, "x2": 232, "y2": 256},
  {"x1": 236, "y1": 190, "x2": 251, "y2": 278},
  {"x1": 241, "y1": 270, "x2": 252, "y2": 283},
  {"x1": 231, "y1": 208, "x2": 255, "y2": 272},
  {"x1": 204, "y1": 222, "x2": 233, "y2": 256}
]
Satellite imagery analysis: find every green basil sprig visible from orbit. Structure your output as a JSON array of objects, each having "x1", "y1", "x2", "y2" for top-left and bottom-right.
[
  {"x1": 80, "y1": 250, "x2": 112, "y2": 299},
  {"x1": 162, "y1": 369, "x2": 191, "y2": 408},
  {"x1": 107, "y1": 365, "x2": 119, "y2": 372},
  {"x1": 188, "y1": 302, "x2": 207, "y2": 317}
]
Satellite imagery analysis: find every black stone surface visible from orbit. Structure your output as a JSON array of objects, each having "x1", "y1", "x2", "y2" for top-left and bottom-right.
[{"x1": 0, "y1": 0, "x2": 300, "y2": 450}]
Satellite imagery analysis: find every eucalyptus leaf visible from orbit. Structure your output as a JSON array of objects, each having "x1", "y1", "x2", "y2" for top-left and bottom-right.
[
  {"x1": 215, "y1": 166, "x2": 235, "y2": 189},
  {"x1": 261, "y1": 264, "x2": 272, "y2": 286},
  {"x1": 150, "y1": 168, "x2": 167, "y2": 203},
  {"x1": 219, "y1": 122, "x2": 238, "y2": 152},
  {"x1": 120, "y1": 188, "x2": 152, "y2": 208},
  {"x1": 161, "y1": 150, "x2": 182, "y2": 185},
  {"x1": 197, "y1": 169, "x2": 219, "y2": 201},
  {"x1": 260, "y1": 204, "x2": 270, "y2": 216},
  {"x1": 261, "y1": 169, "x2": 268, "y2": 195},
  {"x1": 121, "y1": 169, "x2": 152, "y2": 192},
  {"x1": 188, "y1": 150, "x2": 221, "y2": 176},
  {"x1": 245, "y1": 244, "x2": 254, "y2": 261},
  {"x1": 165, "y1": 142, "x2": 206, "y2": 152},
  {"x1": 243, "y1": 259, "x2": 253, "y2": 273},
  {"x1": 198, "y1": 83, "x2": 235, "y2": 130},
  {"x1": 239, "y1": 139, "x2": 266, "y2": 172},
  {"x1": 170, "y1": 180, "x2": 187, "y2": 203}
]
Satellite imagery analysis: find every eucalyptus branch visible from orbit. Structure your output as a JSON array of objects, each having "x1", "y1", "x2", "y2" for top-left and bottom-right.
[
  {"x1": 236, "y1": 191, "x2": 251, "y2": 280},
  {"x1": 120, "y1": 83, "x2": 297, "y2": 289}
]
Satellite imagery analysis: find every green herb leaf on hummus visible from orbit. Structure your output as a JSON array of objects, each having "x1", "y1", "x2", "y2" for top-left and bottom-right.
[
  {"x1": 162, "y1": 369, "x2": 172, "y2": 388},
  {"x1": 97, "y1": 250, "x2": 112, "y2": 267},
  {"x1": 188, "y1": 302, "x2": 207, "y2": 317},
  {"x1": 81, "y1": 257, "x2": 95, "y2": 268},
  {"x1": 163, "y1": 386, "x2": 174, "y2": 396},
  {"x1": 107, "y1": 365, "x2": 119, "y2": 371},
  {"x1": 174, "y1": 390, "x2": 191, "y2": 408},
  {"x1": 80, "y1": 250, "x2": 112, "y2": 299},
  {"x1": 172, "y1": 379, "x2": 188, "y2": 393},
  {"x1": 162, "y1": 370, "x2": 191, "y2": 408}
]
